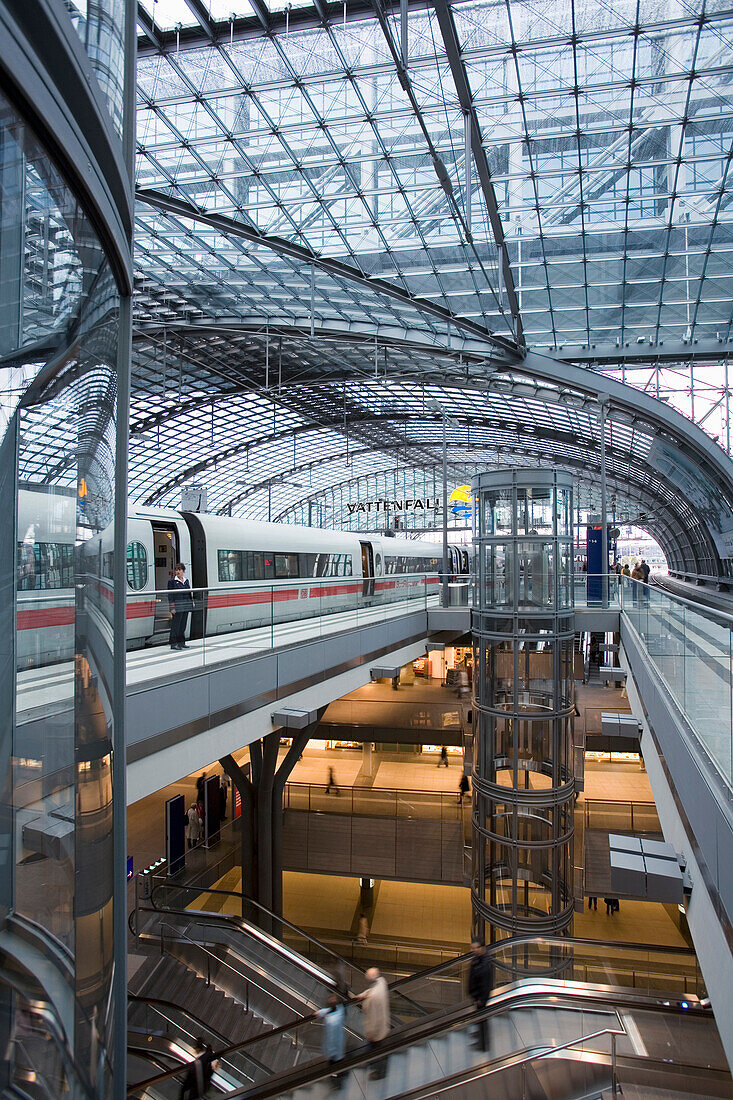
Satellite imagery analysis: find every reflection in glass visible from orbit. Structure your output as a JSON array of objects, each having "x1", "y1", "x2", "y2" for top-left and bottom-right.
[{"x1": 0, "y1": 89, "x2": 120, "y2": 1097}]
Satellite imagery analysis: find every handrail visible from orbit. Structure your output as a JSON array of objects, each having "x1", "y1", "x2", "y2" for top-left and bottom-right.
[
  {"x1": 125, "y1": 974, "x2": 709, "y2": 1097},
  {"x1": 147, "y1": 883, "x2": 365, "y2": 977},
  {"x1": 154, "y1": 905, "x2": 340, "y2": 990},
  {"x1": 138, "y1": 572, "x2": 443, "y2": 597},
  {"x1": 585, "y1": 572, "x2": 733, "y2": 628},
  {"x1": 386, "y1": 933, "x2": 698, "y2": 994},
  {"x1": 398, "y1": 1025, "x2": 625, "y2": 1100},
  {"x1": 128, "y1": 994, "x2": 274, "y2": 1078},
  {"x1": 158, "y1": 920, "x2": 251, "y2": 1013}
]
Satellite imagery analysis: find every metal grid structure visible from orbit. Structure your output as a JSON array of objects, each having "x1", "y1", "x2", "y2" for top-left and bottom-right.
[{"x1": 129, "y1": 0, "x2": 733, "y2": 579}]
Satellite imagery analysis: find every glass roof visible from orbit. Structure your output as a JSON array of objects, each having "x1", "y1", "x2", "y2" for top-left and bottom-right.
[{"x1": 130, "y1": 0, "x2": 733, "y2": 575}]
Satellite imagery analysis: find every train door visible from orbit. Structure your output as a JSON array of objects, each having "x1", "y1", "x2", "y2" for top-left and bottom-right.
[
  {"x1": 152, "y1": 524, "x2": 179, "y2": 634},
  {"x1": 360, "y1": 541, "x2": 375, "y2": 597}
]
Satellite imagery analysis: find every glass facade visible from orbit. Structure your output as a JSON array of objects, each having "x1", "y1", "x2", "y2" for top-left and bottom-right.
[
  {"x1": 0, "y1": 0, "x2": 130, "y2": 1093},
  {"x1": 472, "y1": 469, "x2": 576, "y2": 951}
]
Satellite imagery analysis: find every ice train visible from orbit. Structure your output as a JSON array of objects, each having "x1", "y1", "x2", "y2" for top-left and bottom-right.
[{"x1": 17, "y1": 491, "x2": 470, "y2": 668}]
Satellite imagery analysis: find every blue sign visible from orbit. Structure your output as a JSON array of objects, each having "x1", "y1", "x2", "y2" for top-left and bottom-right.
[
  {"x1": 586, "y1": 525, "x2": 604, "y2": 603},
  {"x1": 126, "y1": 855, "x2": 133, "y2": 881}
]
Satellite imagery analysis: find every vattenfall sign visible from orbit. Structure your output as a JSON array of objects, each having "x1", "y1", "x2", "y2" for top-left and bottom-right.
[
  {"x1": 345, "y1": 486, "x2": 475, "y2": 517},
  {"x1": 346, "y1": 498, "x2": 439, "y2": 515}
]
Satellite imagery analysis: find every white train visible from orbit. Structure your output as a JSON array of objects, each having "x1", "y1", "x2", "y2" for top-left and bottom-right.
[{"x1": 17, "y1": 494, "x2": 470, "y2": 668}]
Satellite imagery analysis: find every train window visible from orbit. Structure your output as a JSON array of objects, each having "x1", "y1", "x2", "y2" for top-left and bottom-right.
[
  {"x1": 127, "y1": 542, "x2": 148, "y2": 590},
  {"x1": 300, "y1": 553, "x2": 318, "y2": 577},
  {"x1": 262, "y1": 554, "x2": 274, "y2": 580},
  {"x1": 275, "y1": 553, "x2": 299, "y2": 578},
  {"x1": 219, "y1": 550, "x2": 243, "y2": 581},
  {"x1": 103, "y1": 552, "x2": 114, "y2": 580}
]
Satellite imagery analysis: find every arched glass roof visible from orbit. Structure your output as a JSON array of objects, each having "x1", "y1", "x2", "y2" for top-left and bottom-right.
[{"x1": 130, "y1": 0, "x2": 733, "y2": 579}]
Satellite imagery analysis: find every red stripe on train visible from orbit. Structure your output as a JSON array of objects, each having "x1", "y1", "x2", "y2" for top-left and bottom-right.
[{"x1": 17, "y1": 607, "x2": 75, "y2": 629}]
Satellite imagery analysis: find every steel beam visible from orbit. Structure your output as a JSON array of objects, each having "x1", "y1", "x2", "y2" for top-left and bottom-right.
[
  {"x1": 432, "y1": 0, "x2": 524, "y2": 347},
  {"x1": 136, "y1": 187, "x2": 518, "y2": 354},
  {"x1": 558, "y1": 339, "x2": 733, "y2": 367}
]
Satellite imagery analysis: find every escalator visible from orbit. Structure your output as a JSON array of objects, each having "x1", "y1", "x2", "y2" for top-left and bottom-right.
[
  {"x1": 134, "y1": 884, "x2": 371, "y2": 1025},
  {"x1": 128, "y1": 897, "x2": 731, "y2": 1100},
  {"x1": 127, "y1": 979, "x2": 731, "y2": 1100}
]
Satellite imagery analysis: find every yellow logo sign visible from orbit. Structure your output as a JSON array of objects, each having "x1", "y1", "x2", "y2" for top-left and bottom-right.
[
  {"x1": 448, "y1": 485, "x2": 473, "y2": 517},
  {"x1": 78, "y1": 478, "x2": 87, "y2": 498}
]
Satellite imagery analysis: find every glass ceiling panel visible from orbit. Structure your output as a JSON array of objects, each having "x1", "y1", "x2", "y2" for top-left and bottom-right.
[{"x1": 131, "y1": 0, "x2": 733, "y2": 565}]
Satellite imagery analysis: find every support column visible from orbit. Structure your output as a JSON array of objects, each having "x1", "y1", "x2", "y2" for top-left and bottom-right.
[
  {"x1": 220, "y1": 710, "x2": 325, "y2": 928},
  {"x1": 471, "y1": 469, "x2": 575, "y2": 964}
]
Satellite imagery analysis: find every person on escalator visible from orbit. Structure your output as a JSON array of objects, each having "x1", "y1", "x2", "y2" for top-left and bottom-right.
[
  {"x1": 468, "y1": 939, "x2": 493, "y2": 1052},
  {"x1": 354, "y1": 967, "x2": 390, "y2": 1079},
  {"x1": 317, "y1": 992, "x2": 347, "y2": 1090},
  {"x1": 178, "y1": 1041, "x2": 219, "y2": 1099}
]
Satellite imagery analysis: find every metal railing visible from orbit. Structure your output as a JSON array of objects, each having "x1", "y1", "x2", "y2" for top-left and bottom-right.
[
  {"x1": 283, "y1": 780, "x2": 469, "y2": 820},
  {"x1": 583, "y1": 797, "x2": 661, "y2": 833}
]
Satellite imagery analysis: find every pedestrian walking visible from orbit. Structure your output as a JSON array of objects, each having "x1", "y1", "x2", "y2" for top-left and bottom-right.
[
  {"x1": 355, "y1": 967, "x2": 390, "y2": 1079},
  {"x1": 458, "y1": 773, "x2": 470, "y2": 804},
  {"x1": 325, "y1": 766, "x2": 339, "y2": 796},
  {"x1": 196, "y1": 771, "x2": 207, "y2": 801},
  {"x1": 355, "y1": 914, "x2": 369, "y2": 946},
  {"x1": 178, "y1": 1041, "x2": 218, "y2": 1099},
  {"x1": 438, "y1": 746, "x2": 449, "y2": 768},
  {"x1": 187, "y1": 802, "x2": 201, "y2": 849},
  {"x1": 317, "y1": 993, "x2": 347, "y2": 1090},
  {"x1": 468, "y1": 939, "x2": 493, "y2": 1052}
]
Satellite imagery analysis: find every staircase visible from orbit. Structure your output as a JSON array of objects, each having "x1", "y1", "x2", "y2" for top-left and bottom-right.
[{"x1": 130, "y1": 953, "x2": 267, "y2": 1046}]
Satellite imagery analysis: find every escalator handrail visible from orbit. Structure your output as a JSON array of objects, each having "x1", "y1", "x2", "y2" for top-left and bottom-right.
[
  {"x1": 152, "y1": 908, "x2": 339, "y2": 1000},
  {"x1": 147, "y1": 881, "x2": 366, "y2": 977},
  {"x1": 156, "y1": 918, "x2": 335, "y2": 1025},
  {"x1": 386, "y1": 932, "x2": 700, "y2": 994},
  {"x1": 126, "y1": 973, "x2": 703, "y2": 1097},
  {"x1": 161, "y1": 988, "x2": 628, "y2": 1100},
  {"x1": 373, "y1": 1025, "x2": 626, "y2": 1100},
  {"x1": 144, "y1": 901, "x2": 431, "y2": 1022},
  {"x1": 128, "y1": 994, "x2": 276, "y2": 1078}
]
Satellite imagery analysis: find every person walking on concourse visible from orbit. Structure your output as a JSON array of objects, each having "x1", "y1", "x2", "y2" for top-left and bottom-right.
[
  {"x1": 468, "y1": 939, "x2": 493, "y2": 1052},
  {"x1": 325, "y1": 766, "x2": 339, "y2": 796},
  {"x1": 354, "y1": 967, "x2": 390, "y2": 1079},
  {"x1": 438, "y1": 746, "x2": 449, "y2": 767},
  {"x1": 317, "y1": 992, "x2": 347, "y2": 1090},
  {"x1": 168, "y1": 561, "x2": 194, "y2": 650}
]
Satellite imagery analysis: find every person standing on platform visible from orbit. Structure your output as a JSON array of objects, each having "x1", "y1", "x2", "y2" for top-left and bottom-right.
[
  {"x1": 219, "y1": 777, "x2": 228, "y2": 820},
  {"x1": 168, "y1": 561, "x2": 194, "y2": 651},
  {"x1": 187, "y1": 802, "x2": 201, "y2": 850},
  {"x1": 438, "y1": 746, "x2": 449, "y2": 767},
  {"x1": 196, "y1": 772, "x2": 207, "y2": 802},
  {"x1": 458, "y1": 773, "x2": 470, "y2": 803},
  {"x1": 588, "y1": 896, "x2": 597, "y2": 911},
  {"x1": 325, "y1": 766, "x2": 339, "y2": 796},
  {"x1": 468, "y1": 939, "x2": 493, "y2": 1052},
  {"x1": 355, "y1": 967, "x2": 390, "y2": 1079},
  {"x1": 317, "y1": 993, "x2": 347, "y2": 1090}
]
